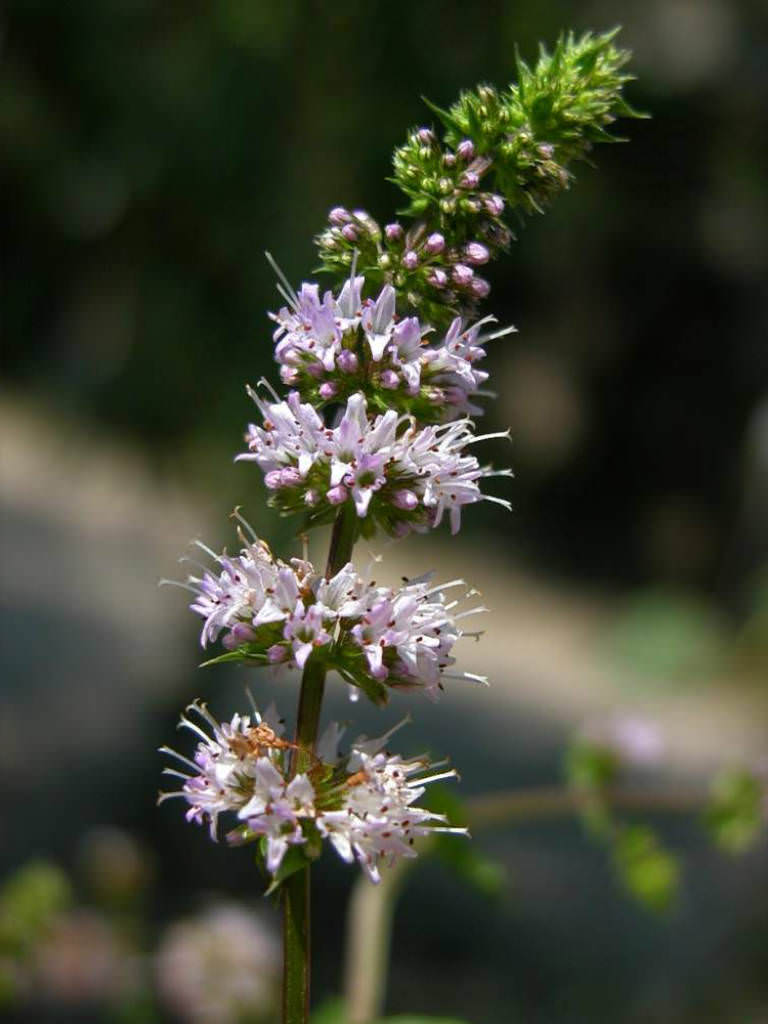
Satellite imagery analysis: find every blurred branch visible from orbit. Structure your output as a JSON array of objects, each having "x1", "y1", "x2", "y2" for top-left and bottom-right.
[{"x1": 342, "y1": 783, "x2": 706, "y2": 1023}]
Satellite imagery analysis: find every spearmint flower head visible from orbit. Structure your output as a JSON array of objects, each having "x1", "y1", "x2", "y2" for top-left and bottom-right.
[
  {"x1": 237, "y1": 388, "x2": 511, "y2": 535},
  {"x1": 159, "y1": 702, "x2": 466, "y2": 883},
  {"x1": 164, "y1": 521, "x2": 488, "y2": 703},
  {"x1": 268, "y1": 267, "x2": 514, "y2": 422}
]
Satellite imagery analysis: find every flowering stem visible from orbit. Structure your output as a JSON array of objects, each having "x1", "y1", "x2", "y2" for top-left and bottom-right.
[{"x1": 283, "y1": 505, "x2": 360, "y2": 1024}]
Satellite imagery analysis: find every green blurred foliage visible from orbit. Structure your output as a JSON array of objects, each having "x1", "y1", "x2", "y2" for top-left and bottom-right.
[
  {"x1": 705, "y1": 768, "x2": 765, "y2": 854},
  {"x1": 312, "y1": 1000, "x2": 470, "y2": 1024},
  {"x1": 612, "y1": 824, "x2": 680, "y2": 913},
  {"x1": 0, "y1": 861, "x2": 71, "y2": 958}
]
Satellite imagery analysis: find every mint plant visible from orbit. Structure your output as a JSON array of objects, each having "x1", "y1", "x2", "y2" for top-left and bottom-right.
[{"x1": 159, "y1": 30, "x2": 644, "y2": 1024}]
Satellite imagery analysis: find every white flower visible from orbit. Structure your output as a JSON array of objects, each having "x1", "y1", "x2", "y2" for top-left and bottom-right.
[
  {"x1": 267, "y1": 267, "x2": 515, "y2": 420},
  {"x1": 160, "y1": 700, "x2": 466, "y2": 883},
  {"x1": 166, "y1": 524, "x2": 486, "y2": 700},
  {"x1": 318, "y1": 747, "x2": 467, "y2": 883},
  {"x1": 238, "y1": 390, "x2": 511, "y2": 535}
]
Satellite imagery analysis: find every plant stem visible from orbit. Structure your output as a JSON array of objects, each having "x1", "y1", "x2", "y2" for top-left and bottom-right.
[{"x1": 282, "y1": 504, "x2": 359, "y2": 1024}]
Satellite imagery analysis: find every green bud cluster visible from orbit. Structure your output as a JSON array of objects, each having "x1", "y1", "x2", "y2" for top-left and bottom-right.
[{"x1": 316, "y1": 29, "x2": 643, "y2": 327}]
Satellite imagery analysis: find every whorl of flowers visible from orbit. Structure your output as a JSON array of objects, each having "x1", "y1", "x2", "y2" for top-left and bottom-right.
[
  {"x1": 237, "y1": 386, "x2": 512, "y2": 537},
  {"x1": 269, "y1": 269, "x2": 516, "y2": 421},
  {"x1": 159, "y1": 702, "x2": 466, "y2": 883},
  {"x1": 169, "y1": 519, "x2": 487, "y2": 704}
]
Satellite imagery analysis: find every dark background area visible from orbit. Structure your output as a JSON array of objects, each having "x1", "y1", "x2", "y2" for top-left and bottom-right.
[{"x1": 1, "y1": 1, "x2": 767, "y2": 1021}]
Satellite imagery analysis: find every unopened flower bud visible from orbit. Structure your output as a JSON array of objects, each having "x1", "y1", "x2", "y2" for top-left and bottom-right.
[
  {"x1": 452, "y1": 263, "x2": 474, "y2": 286},
  {"x1": 443, "y1": 152, "x2": 456, "y2": 167},
  {"x1": 438, "y1": 177, "x2": 453, "y2": 195},
  {"x1": 425, "y1": 232, "x2": 445, "y2": 255},
  {"x1": 265, "y1": 470, "x2": 283, "y2": 490},
  {"x1": 280, "y1": 467, "x2": 303, "y2": 487},
  {"x1": 471, "y1": 276, "x2": 491, "y2": 298},
  {"x1": 341, "y1": 224, "x2": 358, "y2": 242},
  {"x1": 460, "y1": 171, "x2": 479, "y2": 189},
  {"x1": 385, "y1": 222, "x2": 403, "y2": 242},
  {"x1": 416, "y1": 127, "x2": 434, "y2": 145},
  {"x1": 223, "y1": 623, "x2": 257, "y2": 650},
  {"x1": 306, "y1": 362, "x2": 325, "y2": 379},
  {"x1": 280, "y1": 366, "x2": 299, "y2": 386},
  {"x1": 327, "y1": 484, "x2": 348, "y2": 505},
  {"x1": 393, "y1": 489, "x2": 418, "y2": 510},
  {"x1": 380, "y1": 370, "x2": 400, "y2": 389},
  {"x1": 464, "y1": 241, "x2": 490, "y2": 265},
  {"x1": 318, "y1": 381, "x2": 338, "y2": 400},
  {"x1": 484, "y1": 193, "x2": 505, "y2": 216},
  {"x1": 440, "y1": 197, "x2": 457, "y2": 214},
  {"x1": 428, "y1": 268, "x2": 448, "y2": 288},
  {"x1": 457, "y1": 139, "x2": 475, "y2": 161},
  {"x1": 402, "y1": 250, "x2": 419, "y2": 270},
  {"x1": 329, "y1": 206, "x2": 350, "y2": 225},
  {"x1": 336, "y1": 350, "x2": 358, "y2": 374},
  {"x1": 538, "y1": 142, "x2": 555, "y2": 159},
  {"x1": 304, "y1": 489, "x2": 319, "y2": 507},
  {"x1": 267, "y1": 644, "x2": 288, "y2": 663}
]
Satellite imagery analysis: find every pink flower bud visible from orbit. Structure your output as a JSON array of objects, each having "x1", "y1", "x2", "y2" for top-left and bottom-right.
[
  {"x1": 380, "y1": 370, "x2": 400, "y2": 389},
  {"x1": 464, "y1": 241, "x2": 490, "y2": 265},
  {"x1": 471, "y1": 276, "x2": 491, "y2": 298},
  {"x1": 279, "y1": 366, "x2": 298, "y2": 386},
  {"x1": 416, "y1": 127, "x2": 434, "y2": 145},
  {"x1": 538, "y1": 143, "x2": 555, "y2": 159},
  {"x1": 392, "y1": 489, "x2": 418, "y2": 510},
  {"x1": 385, "y1": 222, "x2": 403, "y2": 241},
  {"x1": 443, "y1": 152, "x2": 456, "y2": 167},
  {"x1": 402, "y1": 250, "x2": 419, "y2": 270},
  {"x1": 280, "y1": 467, "x2": 302, "y2": 487},
  {"x1": 484, "y1": 193, "x2": 505, "y2": 216},
  {"x1": 304, "y1": 489, "x2": 319, "y2": 506},
  {"x1": 329, "y1": 206, "x2": 350, "y2": 225},
  {"x1": 451, "y1": 263, "x2": 474, "y2": 286},
  {"x1": 428, "y1": 268, "x2": 448, "y2": 288},
  {"x1": 267, "y1": 644, "x2": 288, "y2": 663},
  {"x1": 457, "y1": 139, "x2": 475, "y2": 161},
  {"x1": 306, "y1": 361, "x2": 325, "y2": 379},
  {"x1": 425, "y1": 232, "x2": 445, "y2": 255},
  {"x1": 318, "y1": 381, "x2": 338, "y2": 400},
  {"x1": 327, "y1": 484, "x2": 348, "y2": 506},
  {"x1": 222, "y1": 623, "x2": 257, "y2": 650},
  {"x1": 264, "y1": 470, "x2": 283, "y2": 490},
  {"x1": 336, "y1": 350, "x2": 359, "y2": 374},
  {"x1": 341, "y1": 224, "x2": 358, "y2": 242},
  {"x1": 460, "y1": 171, "x2": 479, "y2": 189}
]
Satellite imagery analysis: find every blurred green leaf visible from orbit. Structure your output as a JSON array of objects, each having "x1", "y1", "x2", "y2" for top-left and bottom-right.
[
  {"x1": 704, "y1": 768, "x2": 764, "y2": 854},
  {"x1": 0, "y1": 860, "x2": 71, "y2": 956},
  {"x1": 564, "y1": 740, "x2": 619, "y2": 790},
  {"x1": 311, "y1": 1004, "x2": 469, "y2": 1024},
  {"x1": 612, "y1": 825, "x2": 679, "y2": 912}
]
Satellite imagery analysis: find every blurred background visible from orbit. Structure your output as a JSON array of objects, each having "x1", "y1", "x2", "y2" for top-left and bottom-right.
[{"x1": 1, "y1": 0, "x2": 767, "y2": 1021}]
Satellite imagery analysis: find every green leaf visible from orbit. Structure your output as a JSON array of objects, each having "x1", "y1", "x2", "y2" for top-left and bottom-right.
[
  {"x1": 704, "y1": 769, "x2": 764, "y2": 854},
  {"x1": 311, "y1": 1005, "x2": 470, "y2": 1024},
  {"x1": 0, "y1": 861, "x2": 72, "y2": 956},
  {"x1": 613, "y1": 825, "x2": 679, "y2": 912},
  {"x1": 262, "y1": 843, "x2": 313, "y2": 896}
]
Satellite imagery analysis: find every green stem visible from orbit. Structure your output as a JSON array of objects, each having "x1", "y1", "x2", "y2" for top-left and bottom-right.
[{"x1": 282, "y1": 504, "x2": 359, "y2": 1024}]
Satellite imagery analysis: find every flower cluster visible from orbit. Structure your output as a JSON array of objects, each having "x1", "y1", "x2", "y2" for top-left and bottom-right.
[
  {"x1": 270, "y1": 270, "x2": 516, "y2": 421},
  {"x1": 159, "y1": 702, "x2": 466, "y2": 883},
  {"x1": 316, "y1": 203, "x2": 505, "y2": 321},
  {"x1": 170, "y1": 522, "x2": 486, "y2": 702},
  {"x1": 238, "y1": 388, "x2": 511, "y2": 536}
]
